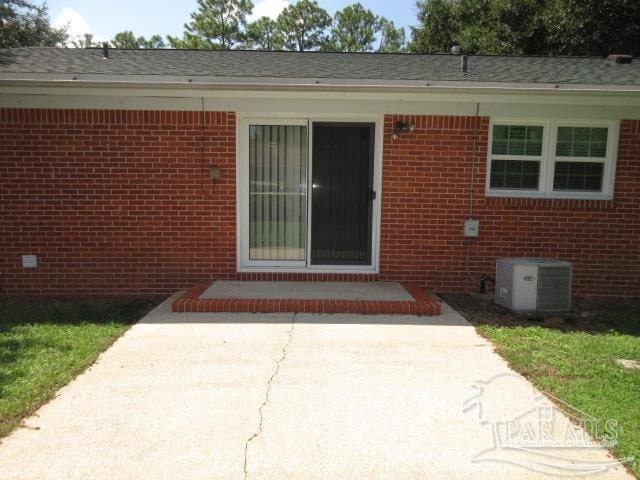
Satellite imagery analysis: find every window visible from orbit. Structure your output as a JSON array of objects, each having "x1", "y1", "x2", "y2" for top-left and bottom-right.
[
  {"x1": 489, "y1": 125, "x2": 543, "y2": 190},
  {"x1": 487, "y1": 120, "x2": 618, "y2": 199},
  {"x1": 552, "y1": 127, "x2": 608, "y2": 193}
]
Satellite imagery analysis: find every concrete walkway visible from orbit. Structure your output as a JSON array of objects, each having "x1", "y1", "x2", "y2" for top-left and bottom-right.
[{"x1": 0, "y1": 295, "x2": 632, "y2": 479}]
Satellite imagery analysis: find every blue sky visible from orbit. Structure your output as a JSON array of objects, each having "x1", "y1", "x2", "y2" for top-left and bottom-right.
[{"x1": 48, "y1": 0, "x2": 420, "y2": 42}]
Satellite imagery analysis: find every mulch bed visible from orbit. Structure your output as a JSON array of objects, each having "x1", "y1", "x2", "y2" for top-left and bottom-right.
[{"x1": 439, "y1": 292, "x2": 640, "y2": 334}]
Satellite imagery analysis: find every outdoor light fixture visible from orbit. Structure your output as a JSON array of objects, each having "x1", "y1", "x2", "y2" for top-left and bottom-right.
[
  {"x1": 209, "y1": 166, "x2": 221, "y2": 180},
  {"x1": 392, "y1": 120, "x2": 414, "y2": 139}
]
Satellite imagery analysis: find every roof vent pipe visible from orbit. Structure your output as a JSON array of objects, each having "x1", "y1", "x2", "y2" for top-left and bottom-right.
[
  {"x1": 461, "y1": 54, "x2": 468, "y2": 75},
  {"x1": 102, "y1": 42, "x2": 109, "y2": 59}
]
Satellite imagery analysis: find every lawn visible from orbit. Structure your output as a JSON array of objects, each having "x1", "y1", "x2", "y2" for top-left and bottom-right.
[
  {"x1": 0, "y1": 296, "x2": 158, "y2": 438},
  {"x1": 480, "y1": 325, "x2": 639, "y2": 476},
  {"x1": 443, "y1": 294, "x2": 640, "y2": 477}
]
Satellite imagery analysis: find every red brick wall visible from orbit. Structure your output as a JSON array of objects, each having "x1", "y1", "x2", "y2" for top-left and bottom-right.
[
  {"x1": 1, "y1": 109, "x2": 638, "y2": 296},
  {"x1": 380, "y1": 115, "x2": 640, "y2": 296},
  {"x1": 0, "y1": 109, "x2": 237, "y2": 294}
]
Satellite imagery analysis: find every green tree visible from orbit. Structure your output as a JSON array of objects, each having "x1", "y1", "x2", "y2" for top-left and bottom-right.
[
  {"x1": 110, "y1": 31, "x2": 166, "y2": 48},
  {"x1": 410, "y1": 0, "x2": 639, "y2": 55},
  {"x1": 245, "y1": 16, "x2": 283, "y2": 50},
  {"x1": 72, "y1": 33, "x2": 99, "y2": 48},
  {"x1": 457, "y1": 0, "x2": 547, "y2": 54},
  {"x1": 544, "y1": 0, "x2": 640, "y2": 56},
  {"x1": 378, "y1": 18, "x2": 405, "y2": 52},
  {"x1": 0, "y1": 1, "x2": 67, "y2": 47},
  {"x1": 411, "y1": 0, "x2": 549, "y2": 54},
  {"x1": 167, "y1": 32, "x2": 211, "y2": 48},
  {"x1": 329, "y1": 3, "x2": 379, "y2": 52},
  {"x1": 111, "y1": 31, "x2": 140, "y2": 48},
  {"x1": 277, "y1": 0, "x2": 331, "y2": 51},
  {"x1": 0, "y1": 0, "x2": 32, "y2": 22},
  {"x1": 139, "y1": 34, "x2": 166, "y2": 48},
  {"x1": 171, "y1": 0, "x2": 254, "y2": 49},
  {"x1": 409, "y1": 0, "x2": 458, "y2": 53}
]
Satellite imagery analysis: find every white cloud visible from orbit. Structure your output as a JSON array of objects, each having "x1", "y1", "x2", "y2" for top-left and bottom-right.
[
  {"x1": 249, "y1": 0, "x2": 289, "y2": 21},
  {"x1": 52, "y1": 7, "x2": 103, "y2": 44}
]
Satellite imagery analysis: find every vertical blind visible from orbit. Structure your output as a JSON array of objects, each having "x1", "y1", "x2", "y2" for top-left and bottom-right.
[{"x1": 249, "y1": 125, "x2": 308, "y2": 261}]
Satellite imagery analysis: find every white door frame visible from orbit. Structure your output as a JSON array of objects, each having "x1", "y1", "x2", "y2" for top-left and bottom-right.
[{"x1": 236, "y1": 113, "x2": 383, "y2": 273}]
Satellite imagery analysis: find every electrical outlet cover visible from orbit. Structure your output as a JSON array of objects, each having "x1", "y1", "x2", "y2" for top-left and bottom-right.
[
  {"x1": 22, "y1": 255, "x2": 37, "y2": 268},
  {"x1": 464, "y1": 219, "x2": 480, "y2": 237}
]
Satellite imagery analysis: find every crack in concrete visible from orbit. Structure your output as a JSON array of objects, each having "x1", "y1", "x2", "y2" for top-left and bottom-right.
[{"x1": 243, "y1": 315, "x2": 296, "y2": 480}]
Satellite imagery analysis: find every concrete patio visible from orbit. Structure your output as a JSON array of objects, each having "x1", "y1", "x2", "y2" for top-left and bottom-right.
[{"x1": 0, "y1": 295, "x2": 631, "y2": 479}]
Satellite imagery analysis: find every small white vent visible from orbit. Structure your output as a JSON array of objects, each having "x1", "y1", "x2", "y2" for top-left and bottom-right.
[{"x1": 495, "y1": 258, "x2": 571, "y2": 312}]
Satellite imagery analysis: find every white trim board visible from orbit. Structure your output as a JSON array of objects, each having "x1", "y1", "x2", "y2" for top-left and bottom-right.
[
  {"x1": 2, "y1": 91, "x2": 639, "y2": 119},
  {"x1": 1, "y1": 74, "x2": 640, "y2": 92}
]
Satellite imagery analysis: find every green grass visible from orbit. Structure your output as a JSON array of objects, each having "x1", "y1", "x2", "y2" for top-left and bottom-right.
[
  {"x1": 0, "y1": 296, "x2": 158, "y2": 438},
  {"x1": 479, "y1": 324, "x2": 640, "y2": 477}
]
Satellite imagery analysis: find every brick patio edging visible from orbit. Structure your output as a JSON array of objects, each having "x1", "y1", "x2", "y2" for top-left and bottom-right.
[{"x1": 172, "y1": 283, "x2": 442, "y2": 316}]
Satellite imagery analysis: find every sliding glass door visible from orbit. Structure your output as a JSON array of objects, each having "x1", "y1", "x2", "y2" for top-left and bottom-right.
[
  {"x1": 241, "y1": 117, "x2": 378, "y2": 271},
  {"x1": 248, "y1": 121, "x2": 308, "y2": 264}
]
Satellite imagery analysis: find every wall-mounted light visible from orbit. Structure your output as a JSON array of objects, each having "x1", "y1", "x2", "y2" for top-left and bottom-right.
[
  {"x1": 208, "y1": 166, "x2": 221, "y2": 193},
  {"x1": 209, "y1": 166, "x2": 221, "y2": 180},
  {"x1": 392, "y1": 120, "x2": 414, "y2": 139}
]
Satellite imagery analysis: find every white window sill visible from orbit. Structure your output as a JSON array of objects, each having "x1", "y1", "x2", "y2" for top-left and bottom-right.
[{"x1": 485, "y1": 190, "x2": 613, "y2": 201}]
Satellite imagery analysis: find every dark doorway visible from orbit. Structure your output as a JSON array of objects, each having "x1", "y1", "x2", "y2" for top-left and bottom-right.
[{"x1": 311, "y1": 123, "x2": 375, "y2": 265}]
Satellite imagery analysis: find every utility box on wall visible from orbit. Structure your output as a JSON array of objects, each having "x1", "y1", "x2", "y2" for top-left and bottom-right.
[{"x1": 495, "y1": 258, "x2": 572, "y2": 312}]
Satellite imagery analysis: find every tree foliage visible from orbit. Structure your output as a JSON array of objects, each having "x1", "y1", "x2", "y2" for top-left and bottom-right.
[
  {"x1": 111, "y1": 30, "x2": 166, "y2": 48},
  {"x1": 410, "y1": 0, "x2": 640, "y2": 55},
  {"x1": 170, "y1": 0, "x2": 253, "y2": 49},
  {"x1": 167, "y1": 0, "x2": 406, "y2": 53},
  {"x1": 329, "y1": 2, "x2": 378, "y2": 52},
  {"x1": 0, "y1": 1, "x2": 67, "y2": 47},
  {"x1": 378, "y1": 18, "x2": 405, "y2": 53},
  {"x1": 245, "y1": 16, "x2": 283, "y2": 50},
  {"x1": 0, "y1": 0, "x2": 32, "y2": 23},
  {"x1": 276, "y1": 0, "x2": 332, "y2": 51},
  {"x1": 72, "y1": 33, "x2": 99, "y2": 48},
  {"x1": 544, "y1": 0, "x2": 640, "y2": 56},
  {"x1": 324, "y1": 4, "x2": 406, "y2": 53}
]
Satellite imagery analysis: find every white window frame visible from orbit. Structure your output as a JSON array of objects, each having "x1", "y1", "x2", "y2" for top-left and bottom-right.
[
  {"x1": 486, "y1": 118, "x2": 619, "y2": 200},
  {"x1": 236, "y1": 113, "x2": 383, "y2": 273},
  {"x1": 486, "y1": 119, "x2": 548, "y2": 196},
  {"x1": 239, "y1": 117, "x2": 310, "y2": 270}
]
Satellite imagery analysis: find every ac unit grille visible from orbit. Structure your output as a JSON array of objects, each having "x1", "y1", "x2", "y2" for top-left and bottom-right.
[
  {"x1": 495, "y1": 258, "x2": 572, "y2": 312},
  {"x1": 537, "y1": 266, "x2": 572, "y2": 311}
]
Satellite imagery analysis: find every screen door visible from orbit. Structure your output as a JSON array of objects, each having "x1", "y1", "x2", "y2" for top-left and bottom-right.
[{"x1": 311, "y1": 123, "x2": 375, "y2": 265}]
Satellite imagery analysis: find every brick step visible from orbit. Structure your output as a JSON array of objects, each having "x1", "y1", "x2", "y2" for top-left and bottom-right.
[{"x1": 172, "y1": 283, "x2": 442, "y2": 316}]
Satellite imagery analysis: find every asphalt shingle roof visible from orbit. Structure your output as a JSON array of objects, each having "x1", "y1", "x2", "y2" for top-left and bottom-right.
[{"x1": 1, "y1": 47, "x2": 639, "y2": 86}]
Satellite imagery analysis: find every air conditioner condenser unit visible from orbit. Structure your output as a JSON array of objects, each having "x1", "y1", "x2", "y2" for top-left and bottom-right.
[{"x1": 495, "y1": 258, "x2": 572, "y2": 312}]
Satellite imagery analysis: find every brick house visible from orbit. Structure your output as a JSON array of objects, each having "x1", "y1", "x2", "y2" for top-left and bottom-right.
[{"x1": 0, "y1": 48, "x2": 638, "y2": 297}]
